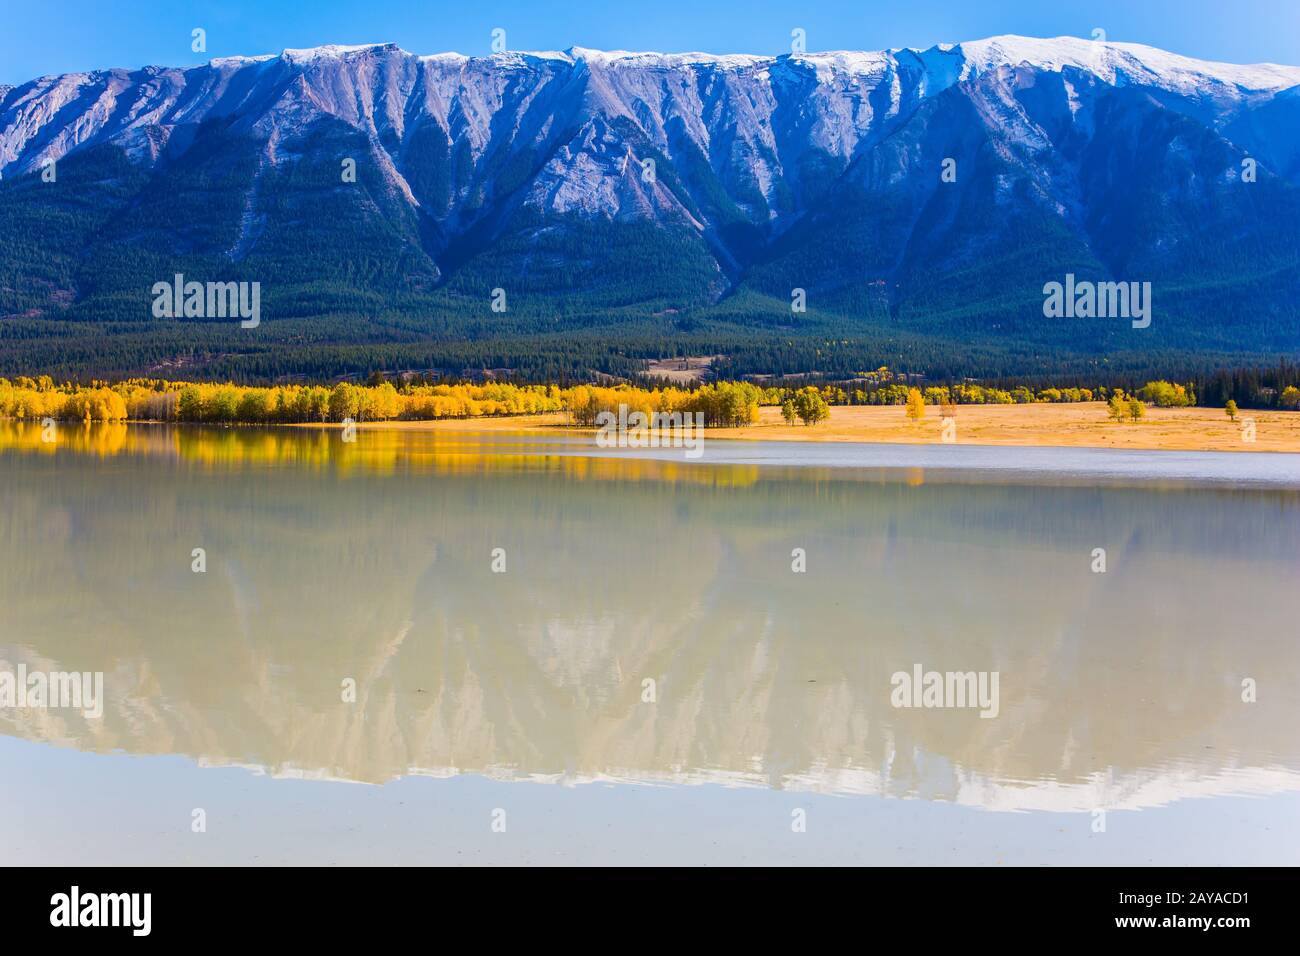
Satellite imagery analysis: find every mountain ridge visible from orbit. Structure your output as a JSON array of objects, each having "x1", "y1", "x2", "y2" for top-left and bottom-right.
[
  {"x1": 1, "y1": 34, "x2": 1297, "y2": 381},
  {"x1": 16, "y1": 34, "x2": 1300, "y2": 86}
]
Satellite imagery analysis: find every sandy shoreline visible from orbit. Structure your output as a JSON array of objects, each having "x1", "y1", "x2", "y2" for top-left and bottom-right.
[{"x1": 297, "y1": 402, "x2": 1300, "y2": 454}]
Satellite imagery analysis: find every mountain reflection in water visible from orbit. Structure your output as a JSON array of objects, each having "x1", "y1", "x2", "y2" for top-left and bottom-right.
[{"x1": 2, "y1": 422, "x2": 1298, "y2": 815}]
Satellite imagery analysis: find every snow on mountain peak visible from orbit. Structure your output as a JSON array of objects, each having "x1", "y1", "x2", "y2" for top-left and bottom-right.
[
  {"x1": 280, "y1": 42, "x2": 403, "y2": 63},
  {"x1": 952, "y1": 35, "x2": 1300, "y2": 92},
  {"x1": 209, "y1": 54, "x2": 277, "y2": 69},
  {"x1": 566, "y1": 47, "x2": 765, "y2": 69},
  {"x1": 4, "y1": 33, "x2": 1298, "y2": 193},
  {"x1": 172, "y1": 35, "x2": 1300, "y2": 95},
  {"x1": 792, "y1": 51, "x2": 893, "y2": 73}
]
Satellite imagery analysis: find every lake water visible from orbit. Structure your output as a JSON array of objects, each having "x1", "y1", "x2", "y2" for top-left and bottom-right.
[{"x1": 2, "y1": 422, "x2": 1298, "y2": 865}]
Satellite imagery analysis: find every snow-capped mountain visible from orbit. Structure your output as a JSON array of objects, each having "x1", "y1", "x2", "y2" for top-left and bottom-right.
[{"x1": 1, "y1": 35, "x2": 1298, "y2": 375}]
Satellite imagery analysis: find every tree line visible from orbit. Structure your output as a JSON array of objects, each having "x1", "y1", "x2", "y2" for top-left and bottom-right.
[{"x1": 2, "y1": 371, "x2": 1296, "y2": 425}]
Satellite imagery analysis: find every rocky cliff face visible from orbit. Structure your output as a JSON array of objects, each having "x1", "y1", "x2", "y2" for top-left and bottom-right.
[{"x1": 2, "y1": 36, "x2": 1298, "y2": 369}]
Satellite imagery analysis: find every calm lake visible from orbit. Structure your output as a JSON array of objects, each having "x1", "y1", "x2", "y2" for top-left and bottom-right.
[{"x1": 2, "y1": 421, "x2": 1298, "y2": 865}]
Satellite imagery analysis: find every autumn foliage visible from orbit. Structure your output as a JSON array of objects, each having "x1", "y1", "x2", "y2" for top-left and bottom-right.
[{"x1": 0, "y1": 376, "x2": 564, "y2": 423}]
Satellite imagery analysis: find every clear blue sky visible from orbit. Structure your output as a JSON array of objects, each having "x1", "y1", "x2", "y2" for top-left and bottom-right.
[{"x1": 3, "y1": 0, "x2": 1299, "y2": 85}]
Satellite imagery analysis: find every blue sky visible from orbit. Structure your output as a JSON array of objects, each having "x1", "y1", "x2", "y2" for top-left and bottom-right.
[{"x1": 3, "y1": 0, "x2": 1299, "y2": 84}]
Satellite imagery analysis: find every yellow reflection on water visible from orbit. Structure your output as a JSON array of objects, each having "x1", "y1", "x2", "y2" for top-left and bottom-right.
[
  {"x1": 0, "y1": 421, "x2": 761, "y2": 487},
  {"x1": 3, "y1": 419, "x2": 1299, "y2": 812}
]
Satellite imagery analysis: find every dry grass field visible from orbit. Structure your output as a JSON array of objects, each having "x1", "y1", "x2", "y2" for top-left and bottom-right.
[{"x1": 343, "y1": 402, "x2": 1300, "y2": 453}]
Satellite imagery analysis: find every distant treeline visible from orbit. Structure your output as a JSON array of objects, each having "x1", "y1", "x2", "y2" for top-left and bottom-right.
[
  {"x1": 2, "y1": 369, "x2": 1296, "y2": 425},
  {"x1": 0, "y1": 377, "x2": 773, "y2": 427},
  {"x1": 0, "y1": 378, "x2": 562, "y2": 424},
  {"x1": 752, "y1": 361, "x2": 1300, "y2": 411},
  {"x1": 979, "y1": 362, "x2": 1300, "y2": 411},
  {"x1": 1193, "y1": 363, "x2": 1300, "y2": 410}
]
